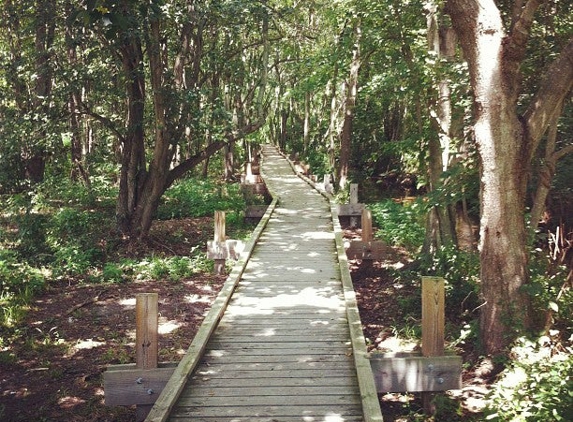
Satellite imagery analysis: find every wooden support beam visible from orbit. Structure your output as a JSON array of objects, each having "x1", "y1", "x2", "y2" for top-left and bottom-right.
[
  {"x1": 207, "y1": 211, "x2": 244, "y2": 274},
  {"x1": 323, "y1": 174, "x2": 334, "y2": 194},
  {"x1": 245, "y1": 205, "x2": 268, "y2": 219},
  {"x1": 422, "y1": 277, "x2": 445, "y2": 356},
  {"x1": 104, "y1": 363, "x2": 177, "y2": 406},
  {"x1": 343, "y1": 207, "x2": 387, "y2": 261},
  {"x1": 368, "y1": 276, "x2": 462, "y2": 405},
  {"x1": 214, "y1": 211, "x2": 225, "y2": 244},
  {"x1": 345, "y1": 240, "x2": 387, "y2": 261},
  {"x1": 336, "y1": 203, "x2": 365, "y2": 216},
  {"x1": 213, "y1": 211, "x2": 226, "y2": 275},
  {"x1": 104, "y1": 294, "x2": 171, "y2": 414},
  {"x1": 369, "y1": 352, "x2": 462, "y2": 392}
]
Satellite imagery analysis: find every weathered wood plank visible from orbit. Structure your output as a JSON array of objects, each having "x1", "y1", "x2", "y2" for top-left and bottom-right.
[
  {"x1": 188, "y1": 376, "x2": 358, "y2": 388},
  {"x1": 213, "y1": 327, "x2": 350, "y2": 337},
  {"x1": 370, "y1": 352, "x2": 462, "y2": 392},
  {"x1": 170, "y1": 417, "x2": 364, "y2": 422},
  {"x1": 176, "y1": 394, "x2": 362, "y2": 407},
  {"x1": 192, "y1": 368, "x2": 358, "y2": 379},
  {"x1": 207, "y1": 343, "x2": 351, "y2": 353},
  {"x1": 201, "y1": 352, "x2": 353, "y2": 364},
  {"x1": 104, "y1": 363, "x2": 176, "y2": 406},
  {"x1": 169, "y1": 405, "x2": 363, "y2": 419},
  {"x1": 183, "y1": 386, "x2": 359, "y2": 398},
  {"x1": 190, "y1": 362, "x2": 356, "y2": 375}
]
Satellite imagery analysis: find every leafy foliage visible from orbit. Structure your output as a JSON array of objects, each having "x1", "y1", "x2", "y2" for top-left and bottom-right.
[
  {"x1": 369, "y1": 199, "x2": 426, "y2": 250},
  {"x1": 485, "y1": 337, "x2": 573, "y2": 421},
  {"x1": 157, "y1": 178, "x2": 246, "y2": 220}
]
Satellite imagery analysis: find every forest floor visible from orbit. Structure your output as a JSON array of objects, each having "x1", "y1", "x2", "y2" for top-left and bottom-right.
[{"x1": 0, "y1": 218, "x2": 489, "y2": 421}]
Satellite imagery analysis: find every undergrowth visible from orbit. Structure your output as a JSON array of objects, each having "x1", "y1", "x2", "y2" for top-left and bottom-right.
[
  {"x1": 0, "y1": 175, "x2": 249, "y2": 331},
  {"x1": 367, "y1": 197, "x2": 573, "y2": 421}
]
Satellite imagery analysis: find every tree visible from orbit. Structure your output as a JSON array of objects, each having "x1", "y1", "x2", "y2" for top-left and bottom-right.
[
  {"x1": 445, "y1": 0, "x2": 573, "y2": 354},
  {"x1": 78, "y1": 0, "x2": 269, "y2": 238}
]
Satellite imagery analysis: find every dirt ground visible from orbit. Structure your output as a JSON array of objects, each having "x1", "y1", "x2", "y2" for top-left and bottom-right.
[{"x1": 0, "y1": 219, "x2": 486, "y2": 421}]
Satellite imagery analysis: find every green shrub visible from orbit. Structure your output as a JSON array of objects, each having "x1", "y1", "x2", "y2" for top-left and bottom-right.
[
  {"x1": 526, "y1": 253, "x2": 573, "y2": 334},
  {"x1": 0, "y1": 250, "x2": 46, "y2": 299},
  {"x1": 418, "y1": 245, "x2": 481, "y2": 319},
  {"x1": 485, "y1": 337, "x2": 573, "y2": 421},
  {"x1": 102, "y1": 263, "x2": 124, "y2": 283},
  {"x1": 157, "y1": 178, "x2": 245, "y2": 220},
  {"x1": 369, "y1": 199, "x2": 425, "y2": 250},
  {"x1": 136, "y1": 248, "x2": 212, "y2": 282},
  {"x1": 47, "y1": 208, "x2": 110, "y2": 276}
]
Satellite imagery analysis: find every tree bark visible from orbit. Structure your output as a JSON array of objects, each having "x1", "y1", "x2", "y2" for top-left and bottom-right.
[
  {"x1": 422, "y1": 4, "x2": 456, "y2": 255},
  {"x1": 446, "y1": 0, "x2": 573, "y2": 354},
  {"x1": 116, "y1": 33, "x2": 146, "y2": 235},
  {"x1": 338, "y1": 21, "x2": 362, "y2": 191},
  {"x1": 529, "y1": 101, "x2": 573, "y2": 232},
  {"x1": 25, "y1": 0, "x2": 55, "y2": 183}
]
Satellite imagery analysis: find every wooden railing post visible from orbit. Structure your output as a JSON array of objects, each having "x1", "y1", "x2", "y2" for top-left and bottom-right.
[
  {"x1": 213, "y1": 211, "x2": 226, "y2": 275},
  {"x1": 349, "y1": 183, "x2": 359, "y2": 228},
  {"x1": 323, "y1": 174, "x2": 334, "y2": 194},
  {"x1": 369, "y1": 276, "x2": 461, "y2": 401},
  {"x1": 207, "y1": 211, "x2": 243, "y2": 274},
  {"x1": 135, "y1": 293, "x2": 158, "y2": 421},
  {"x1": 361, "y1": 208, "x2": 373, "y2": 243},
  {"x1": 421, "y1": 276, "x2": 445, "y2": 414}
]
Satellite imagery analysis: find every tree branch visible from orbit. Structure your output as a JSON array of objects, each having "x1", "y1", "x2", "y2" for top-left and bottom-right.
[
  {"x1": 77, "y1": 100, "x2": 126, "y2": 144},
  {"x1": 524, "y1": 38, "x2": 573, "y2": 157},
  {"x1": 165, "y1": 119, "x2": 265, "y2": 188},
  {"x1": 554, "y1": 142, "x2": 573, "y2": 162}
]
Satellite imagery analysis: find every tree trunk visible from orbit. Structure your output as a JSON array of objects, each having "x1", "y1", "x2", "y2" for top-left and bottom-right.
[
  {"x1": 529, "y1": 101, "x2": 573, "y2": 233},
  {"x1": 338, "y1": 21, "x2": 361, "y2": 191},
  {"x1": 116, "y1": 34, "x2": 146, "y2": 235},
  {"x1": 25, "y1": 0, "x2": 55, "y2": 183},
  {"x1": 446, "y1": 0, "x2": 573, "y2": 354},
  {"x1": 446, "y1": 0, "x2": 530, "y2": 354},
  {"x1": 422, "y1": 4, "x2": 456, "y2": 255}
]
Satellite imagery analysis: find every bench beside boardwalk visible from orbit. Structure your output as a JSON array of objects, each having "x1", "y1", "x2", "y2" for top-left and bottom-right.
[{"x1": 146, "y1": 145, "x2": 383, "y2": 422}]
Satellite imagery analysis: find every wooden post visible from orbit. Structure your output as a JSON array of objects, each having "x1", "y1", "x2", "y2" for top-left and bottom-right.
[
  {"x1": 421, "y1": 277, "x2": 445, "y2": 414},
  {"x1": 349, "y1": 184, "x2": 359, "y2": 228},
  {"x1": 323, "y1": 174, "x2": 333, "y2": 194},
  {"x1": 214, "y1": 211, "x2": 226, "y2": 274},
  {"x1": 361, "y1": 208, "x2": 373, "y2": 243},
  {"x1": 361, "y1": 209, "x2": 373, "y2": 266},
  {"x1": 135, "y1": 293, "x2": 158, "y2": 421}
]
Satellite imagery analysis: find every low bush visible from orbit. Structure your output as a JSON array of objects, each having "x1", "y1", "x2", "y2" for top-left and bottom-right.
[
  {"x1": 485, "y1": 336, "x2": 573, "y2": 421},
  {"x1": 157, "y1": 178, "x2": 245, "y2": 220},
  {"x1": 369, "y1": 199, "x2": 425, "y2": 251}
]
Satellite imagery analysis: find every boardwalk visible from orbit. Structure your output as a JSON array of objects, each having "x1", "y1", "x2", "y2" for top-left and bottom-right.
[{"x1": 146, "y1": 145, "x2": 382, "y2": 422}]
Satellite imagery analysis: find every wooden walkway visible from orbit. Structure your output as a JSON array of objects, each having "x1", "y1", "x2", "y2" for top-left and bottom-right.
[{"x1": 146, "y1": 145, "x2": 382, "y2": 422}]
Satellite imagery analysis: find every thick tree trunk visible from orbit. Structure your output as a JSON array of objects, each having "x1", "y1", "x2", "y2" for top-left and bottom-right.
[
  {"x1": 446, "y1": 0, "x2": 573, "y2": 354},
  {"x1": 116, "y1": 35, "x2": 146, "y2": 235},
  {"x1": 446, "y1": 0, "x2": 531, "y2": 354}
]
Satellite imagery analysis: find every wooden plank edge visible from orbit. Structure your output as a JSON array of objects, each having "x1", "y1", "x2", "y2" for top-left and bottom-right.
[
  {"x1": 144, "y1": 195, "x2": 278, "y2": 422},
  {"x1": 330, "y1": 201, "x2": 384, "y2": 422}
]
